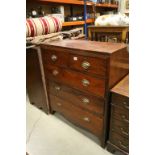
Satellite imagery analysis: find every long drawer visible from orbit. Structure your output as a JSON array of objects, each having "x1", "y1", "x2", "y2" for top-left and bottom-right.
[
  {"x1": 45, "y1": 65, "x2": 106, "y2": 97},
  {"x1": 49, "y1": 94, "x2": 104, "y2": 137},
  {"x1": 109, "y1": 131, "x2": 129, "y2": 152},
  {"x1": 47, "y1": 81, "x2": 104, "y2": 116}
]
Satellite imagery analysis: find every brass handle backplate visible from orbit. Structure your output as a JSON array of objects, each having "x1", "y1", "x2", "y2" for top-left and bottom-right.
[
  {"x1": 55, "y1": 86, "x2": 61, "y2": 91},
  {"x1": 53, "y1": 70, "x2": 59, "y2": 76},
  {"x1": 83, "y1": 117, "x2": 90, "y2": 122},
  {"x1": 82, "y1": 79, "x2": 90, "y2": 87},
  {"x1": 82, "y1": 98, "x2": 90, "y2": 104},
  {"x1": 81, "y1": 61, "x2": 90, "y2": 69},
  {"x1": 51, "y1": 55, "x2": 57, "y2": 62}
]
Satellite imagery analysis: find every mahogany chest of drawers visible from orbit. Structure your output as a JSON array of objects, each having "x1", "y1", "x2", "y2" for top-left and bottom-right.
[
  {"x1": 107, "y1": 75, "x2": 129, "y2": 154},
  {"x1": 40, "y1": 40, "x2": 129, "y2": 146}
]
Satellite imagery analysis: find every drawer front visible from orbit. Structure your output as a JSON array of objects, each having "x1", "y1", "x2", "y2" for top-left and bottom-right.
[
  {"x1": 110, "y1": 118, "x2": 129, "y2": 139},
  {"x1": 112, "y1": 93, "x2": 129, "y2": 110},
  {"x1": 69, "y1": 54, "x2": 106, "y2": 77},
  {"x1": 45, "y1": 66, "x2": 106, "y2": 97},
  {"x1": 47, "y1": 81, "x2": 104, "y2": 116},
  {"x1": 111, "y1": 105, "x2": 129, "y2": 124},
  {"x1": 49, "y1": 95, "x2": 104, "y2": 137},
  {"x1": 109, "y1": 132, "x2": 129, "y2": 152},
  {"x1": 41, "y1": 49, "x2": 69, "y2": 67}
]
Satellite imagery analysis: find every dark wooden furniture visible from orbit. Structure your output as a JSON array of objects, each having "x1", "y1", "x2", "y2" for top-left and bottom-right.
[
  {"x1": 26, "y1": 46, "x2": 49, "y2": 113},
  {"x1": 40, "y1": 40, "x2": 129, "y2": 146},
  {"x1": 107, "y1": 75, "x2": 129, "y2": 155},
  {"x1": 88, "y1": 26, "x2": 129, "y2": 43}
]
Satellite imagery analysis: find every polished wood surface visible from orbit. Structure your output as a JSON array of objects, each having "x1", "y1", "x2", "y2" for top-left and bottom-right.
[
  {"x1": 26, "y1": 47, "x2": 49, "y2": 113},
  {"x1": 42, "y1": 47, "x2": 107, "y2": 77},
  {"x1": 107, "y1": 75, "x2": 129, "y2": 155},
  {"x1": 69, "y1": 53, "x2": 106, "y2": 76},
  {"x1": 41, "y1": 48, "x2": 69, "y2": 68},
  {"x1": 40, "y1": 40, "x2": 129, "y2": 147},
  {"x1": 109, "y1": 49, "x2": 129, "y2": 88},
  {"x1": 41, "y1": 40, "x2": 127, "y2": 54},
  {"x1": 45, "y1": 66, "x2": 106, "y2": 97},
  {"x1": 50, "y1": 94, "x2": 104, "y2": 137},
  {"x1": 47, "y1": 80, "x2": 104, "y2": 116},
  {"x1": 111, "y1": 75, "x2": 129, "y2": 97}
]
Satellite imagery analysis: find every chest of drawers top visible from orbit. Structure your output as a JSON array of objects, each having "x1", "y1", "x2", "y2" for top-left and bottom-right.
[
  {"x1": 111, "y1": 75, "x2": 129, "y2": 98},
  {"x1": 41, "y1": 40, "x2": 127, "y2": 55}
]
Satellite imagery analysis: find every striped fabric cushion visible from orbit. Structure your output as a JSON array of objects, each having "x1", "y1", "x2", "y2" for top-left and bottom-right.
[{"x1": 26, "y1": 16, "x2": 62, "y2": 37}]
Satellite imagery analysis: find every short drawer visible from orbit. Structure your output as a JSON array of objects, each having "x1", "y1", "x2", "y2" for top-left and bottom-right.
[
  {"x1": 45, "y1": 66, "x2": 106, "y2": 97},
  {"x1": 109, "y1": 132, "x2": 129, "y2": 152},
  {"x1": 69, "y1": 54, "x2": 106, "y2": 77},
  {"x1": 112, "y1": 93, "x2": 129, "y2": 110},
  {"x1": 47, "y1": 81, "x2": 104, "y2": 116},
  {"x1": 49, "y1": 95, "x2": 104, "y2": 137},
  {"x1": 111, "y1": 105, "x2": 129, "y2": 124},
  {"x1": 41, "y1": 49, "x2": 69, "y2": 67},
  {"x1": 110, "y1": 118, "x2": 129, "y2": 139}
]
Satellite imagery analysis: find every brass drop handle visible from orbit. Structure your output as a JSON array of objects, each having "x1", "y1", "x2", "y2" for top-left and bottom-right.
[
  {"x1": 119, "y1": 141, "x2": 128, "y2": 149},
  {"x1": 81, "y1": 61, "x2": 90, "y2": 69},
  {"x1": 83, "y1": 117, "x2": 90, "y2": 122},
  {"x1": 82, "y1": 79, "x2": 90, "y2": 87},
  {"x1": 52, "y1": 70, "x2": 59, "y2": 76},
  {"x1": 57, "y1": 103, "x2": 62, "y2": 106},
  {"x1": 55, "y1": 86, "x2": 61, "y2": 91},
  {"x1": 123, "y1": 101, "x2": 129, "y2": 109},
  {"x1": 51, "y1": 55, "x2": 57, "y2": 62},
  {"x1": 121, "y1": 115, "x2": 129, "y2": 123},
  {"x1": 82, "y1": 98, "x2": 90, "y2": 104},
  {"x1": 120, "y1": 127, "x2": 129, "y2": 136}
]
